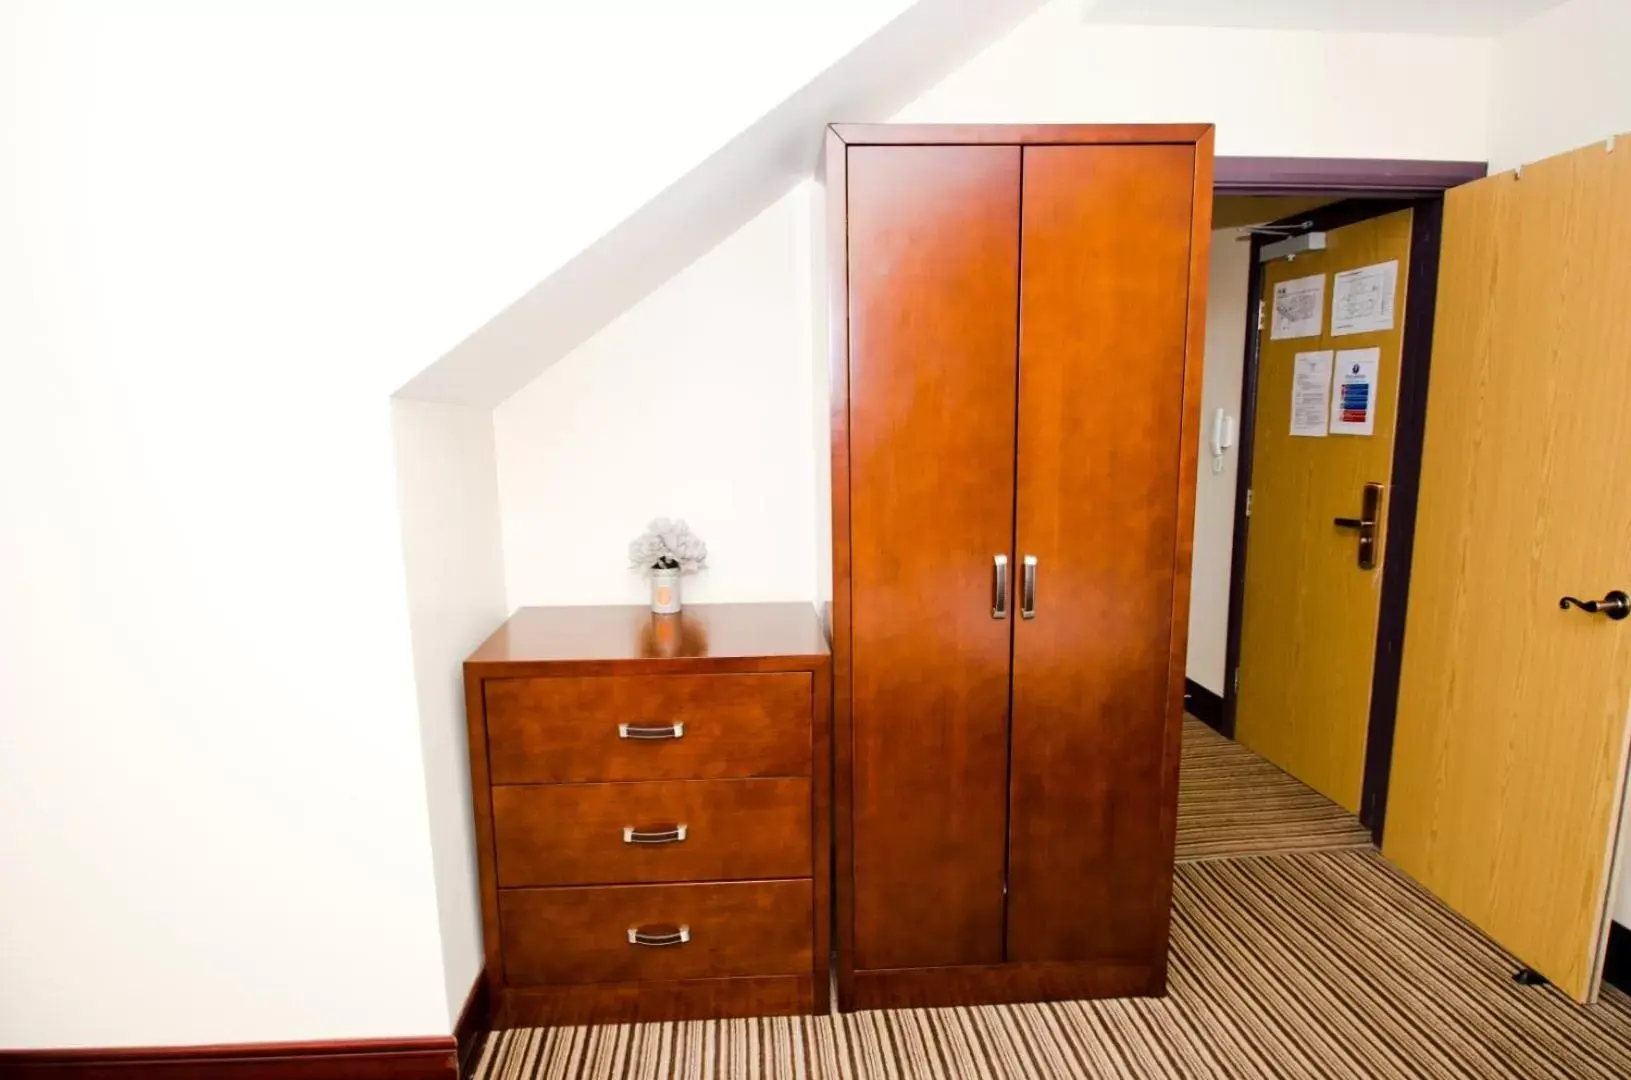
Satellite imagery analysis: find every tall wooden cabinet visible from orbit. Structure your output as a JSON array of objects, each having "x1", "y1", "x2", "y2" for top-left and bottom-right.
[{"x1": 825, "y1": 124, "x2": 1213, "y2": 1010}]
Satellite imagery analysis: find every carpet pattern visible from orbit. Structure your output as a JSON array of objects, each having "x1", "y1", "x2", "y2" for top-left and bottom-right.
[
  {"x1": 1175, "y1": 716, "x2": 1373, "y2": 861},
  {"x1": 473, "y1": 722, "x2": 1631, "y2": 1079}
]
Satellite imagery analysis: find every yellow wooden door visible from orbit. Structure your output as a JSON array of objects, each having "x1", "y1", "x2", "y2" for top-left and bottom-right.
[
  {"x1": 1384, "y1": 136, "x2": 1631, "y2": 1003},
  {"x1": 1235, "y1": 210, "x2": 1413, "y2": 812}
]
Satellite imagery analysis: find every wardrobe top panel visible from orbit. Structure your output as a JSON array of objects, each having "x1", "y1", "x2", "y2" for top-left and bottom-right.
[
  {"x1": 467, "y1": 603, "x2": 829, "y2": 675},
  {"x1": 828, "y1": 123, "x2": 1213, "y2": 147}
]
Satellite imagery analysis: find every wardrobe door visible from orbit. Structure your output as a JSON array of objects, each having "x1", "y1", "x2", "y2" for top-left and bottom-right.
[
  {"x1": 846, "y1": 144, "x2": 1020, "y2": 971},
  {"x1": 1005, "y1": 144, "x2": 1198, "y2": 964}
]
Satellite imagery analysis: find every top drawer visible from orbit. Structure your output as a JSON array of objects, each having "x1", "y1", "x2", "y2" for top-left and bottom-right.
[{"x1": 485, "y1": 673, "x2": 812, "y2": 784}]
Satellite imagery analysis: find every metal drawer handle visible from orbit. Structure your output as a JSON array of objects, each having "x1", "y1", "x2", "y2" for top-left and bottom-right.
[
  {"x1": 1021, "y1": 555, "x2": 1037, "y2": 619},
  {"x1": 623, "y1": 822, "x2": 688, "y2": 844},
  {"x1": 993, "y1": 554, "x2": 1009, "y2": 619},
  {"x1": 618, "y1": 722, "x2": 684, "y2": 740},
  {"x1": 628, "y1": 923, "x2": 690, "y2": 947}
]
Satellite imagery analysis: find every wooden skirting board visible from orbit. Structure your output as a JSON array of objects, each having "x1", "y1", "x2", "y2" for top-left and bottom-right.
[{"x1": 0, "y1": 970, "x2": 492, "y2": 1080}]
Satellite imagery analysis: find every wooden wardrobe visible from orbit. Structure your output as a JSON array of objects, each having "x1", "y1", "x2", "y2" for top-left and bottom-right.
[{"x1": 824, "y1": 124, "x2": 1213, "y2": 1011}]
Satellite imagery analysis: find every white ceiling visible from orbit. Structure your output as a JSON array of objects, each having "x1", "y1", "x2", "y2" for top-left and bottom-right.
[{"x1": 1078, "y1": 0, "x2": 1567, "y2": 36}]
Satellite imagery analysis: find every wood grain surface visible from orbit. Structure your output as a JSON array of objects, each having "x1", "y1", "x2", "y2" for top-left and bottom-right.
[
  {"x1": 497, "y1": 975, "x2": 814, "y2": 1028},
  {"x1": 1234, "y1": 209, "x2": 1413, "y2": 813},
  {"x1": 823, "y1": 125, "x2": 858, "y2": 1011},
  {"x1": 1385, "y1": 136, "x2": 1631, "y2": 1002},
  {"x1": 844, "y1": 143, "x2": 1020, "y2": 972},
  {"x1": 831, "y1": 123, "x2": 1212, "y2": 146},
  {"x1": 0, "y1": 1040, "x2": 457, "y2": 1080},
  {"x1": 848, "y1": 958, "x2": 1161, "y2": 1012},
  {"x1": 498, "y1": 880, "x2": 813, "y2": 986},
  {"x1": 465, "y1": 603, "x2": 828, "y2": 673},
  {"x1": 492, "y1": 778, "x2": 810, "y2": 887},
  {"x1": 484, "y1": 673, "x2": 811, "y2": 784},
  {"x1": 1005, "y1": 143, "x2": 1197, "y2": 964}
]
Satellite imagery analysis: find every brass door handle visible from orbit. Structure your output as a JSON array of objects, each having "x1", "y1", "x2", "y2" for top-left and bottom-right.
[
  {"x1": 1559, "y1": 591, "x2": 1630, "y2": 620},
  {"x1": 623, "y1": 823, "x2": 688, "y2": 844},
  {"x1": 628, "y1": 923, "x2": 690, "y2": 947},
  {"x1": 1333, "y1": 482, "x2": 1383, "y2": 570}
]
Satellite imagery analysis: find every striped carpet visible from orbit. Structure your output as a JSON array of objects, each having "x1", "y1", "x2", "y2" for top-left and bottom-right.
[
  {"x1": 474, "y1": 722, "x2": 1631, "y2": 1079},
  {"x1": 1176, "y1": 715, "x2": 1373, "y2": 861}
]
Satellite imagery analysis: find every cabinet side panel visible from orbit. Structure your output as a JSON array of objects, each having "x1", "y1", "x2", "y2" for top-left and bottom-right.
[{"x1": 464, "y1": 670, "x2": 505, "y2": 996}]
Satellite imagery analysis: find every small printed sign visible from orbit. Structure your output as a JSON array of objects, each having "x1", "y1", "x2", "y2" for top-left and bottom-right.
[
  {"x1": 1329, "y1": 348, "x2": 1380, "y2": 436},
  {"x1": 1290, "y1": 350, "x2": 1333, "y2": 437},
  {"x1": 1331, "y1": 261, "x2": 1398, "y2": 336},
  {"x1": 1271, "y1": 273, "x2": 1325, "y2": 340}
]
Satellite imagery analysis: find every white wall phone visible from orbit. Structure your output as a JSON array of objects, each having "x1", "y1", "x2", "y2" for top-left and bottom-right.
[{"x1": 1210, "y1": 407, "x2": 1237, "y2": 474}]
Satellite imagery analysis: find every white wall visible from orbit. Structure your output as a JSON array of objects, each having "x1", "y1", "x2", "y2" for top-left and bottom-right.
[
  {"x1": 809, "y1": 175, "x2": 835, "y2": 627},
  {"x1": 1186, "y1": 232, "x2": 1253, "y2": 695},
  {"x1": 0, "y1": 7, "x2": 447, "y2": 1039},
  {"x1": 389, "y1": 401, "x2": 507, "y2": 1027},
  {"x1": 0, "y1": 1, "x2": 899, "y2": 1049},
  {"x1": 897, "y1": 1, "x2": 1493, "y2": 160},
  {"x1": 1487, "y1": 0, "x2": 1631, "y2": 171},
  {"x1": 494, "y1": 188, "x2": 818, "y2": 609},
  {"x1": 494, "y1": 3, "x2": 1497, "y2": 616}
]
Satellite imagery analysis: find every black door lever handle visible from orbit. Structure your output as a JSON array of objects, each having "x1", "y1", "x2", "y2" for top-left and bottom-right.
[
  {"x1": 1333, "y1": 482, "x2": 1382, "y2": 570},
  {"x1": 1559, "y1": 590, "x2": 1631, "y2": 620}
]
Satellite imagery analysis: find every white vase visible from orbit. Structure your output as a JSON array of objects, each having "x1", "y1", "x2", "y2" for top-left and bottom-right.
[{"x1": 650, "y1": 568, "x2": 682, "y2": 614}]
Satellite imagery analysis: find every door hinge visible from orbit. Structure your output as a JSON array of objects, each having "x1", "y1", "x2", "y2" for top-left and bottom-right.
[
  {"x1": 1245, "y1": 488, "x2": 1253, "y2": 517},
  {"x1": 1233, "y1": 668, "x2": 1240, "y2": 694},
  {"x1": 1256, "y1": 299, "x2": 1265, "y2": 331}
]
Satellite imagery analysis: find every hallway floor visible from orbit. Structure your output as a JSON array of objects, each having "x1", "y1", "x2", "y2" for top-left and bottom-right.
[{"x1": 473, "y1": 718, "x2": 1631, "y2": 1079}]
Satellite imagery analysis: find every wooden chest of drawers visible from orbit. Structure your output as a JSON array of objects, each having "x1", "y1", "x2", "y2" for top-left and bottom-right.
[{"x1": 464, "y1": 603, "x2": 831, "y2": 1027}]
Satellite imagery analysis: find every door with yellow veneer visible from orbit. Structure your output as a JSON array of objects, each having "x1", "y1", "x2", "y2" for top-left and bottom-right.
[
  {"x1": 1385, "y1": 135, "x2": 1631, "y2": 1003},
  {"x1": 1234, "y1": 208, "x2": 1413, "y2": 813}
]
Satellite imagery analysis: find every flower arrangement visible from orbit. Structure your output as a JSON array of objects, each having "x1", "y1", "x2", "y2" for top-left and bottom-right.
[{"x1": 628, "y1": 518, "x2": 708, "y2": 576}]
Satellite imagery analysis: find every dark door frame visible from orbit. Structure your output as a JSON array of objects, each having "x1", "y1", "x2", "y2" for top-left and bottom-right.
[
  {"x1": 1217, "y1": 188, "x2": 1458, "y2": 845},
  {"x1": 1213, "y1": 156, "x2": 1484, "y2": 196}
]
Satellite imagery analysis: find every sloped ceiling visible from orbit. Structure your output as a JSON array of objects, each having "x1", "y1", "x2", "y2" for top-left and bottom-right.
[
  {"x1": 395, "y1": 0, "x2": 1045, "y2": 408},
  {"x1": 1079, "y1": 0, "x2": 1563, "y2": 35}
]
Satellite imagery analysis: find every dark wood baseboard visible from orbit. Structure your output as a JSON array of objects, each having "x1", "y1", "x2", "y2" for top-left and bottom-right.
[
  {"x1": 845, "y1": 958, "x2": 1163, "y2": 1012},
  {"x1": 497, "y1": 974, "x2": 815, "y2": 1027},
  {"x1": 1604, "y1": 921, "x2": 1631, "y2": 995},
  {"x1": 0, "y1": 1038, "x2": 457, "y2": 1079},
  {"x1": 453, "y1": 969, "x2": 491, "y2": 1080},
  {"x1": 0, "y1": 971, "x2": 495, "y2": 1080},
  {"x1": 1184, "y1": 678, "x2": 1225, "y2": 733}
]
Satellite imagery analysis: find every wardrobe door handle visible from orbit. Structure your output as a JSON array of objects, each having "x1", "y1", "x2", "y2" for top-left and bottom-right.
[
  {"x1": 623, "y1": 823, "x2": 688, "y2": 844},
  {"x1": 619, "y1": 722, "x2": 685, "y2": 740},
  {"x1": 1021, "y1": 556, "x2": 1037, "y2": 619},
  {"x1": 992, "y1": 554, "x2": 1009, "y2": 619},
  {"x1": 628, "y1": 923, "x2": 690, "y2": 947}
]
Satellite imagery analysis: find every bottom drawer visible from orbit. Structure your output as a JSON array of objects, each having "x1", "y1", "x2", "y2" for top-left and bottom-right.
[{"x1": 500, "y1": 879, "x2": 812, "y2": 987}]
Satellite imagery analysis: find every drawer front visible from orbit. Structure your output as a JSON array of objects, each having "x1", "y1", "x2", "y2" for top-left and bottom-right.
[
  {"x1": 493, "y1": 778, "x2": 811, "y2": 887},
  {"x1": 485, "y1": 673, "x2": 811, "y2": 784},
  {"x1": 500, "y1": 880, "x2": 812, "y2": 986}
]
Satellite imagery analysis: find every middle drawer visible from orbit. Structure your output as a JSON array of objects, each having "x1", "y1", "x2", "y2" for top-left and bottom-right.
[{"x1": 493, "y1": 778, "x2": 811, "y2": 887}]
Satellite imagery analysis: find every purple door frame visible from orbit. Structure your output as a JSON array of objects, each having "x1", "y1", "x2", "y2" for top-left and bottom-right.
[{"x1": 1215, "y1": 156, "x2": 1487, "y2": 196}]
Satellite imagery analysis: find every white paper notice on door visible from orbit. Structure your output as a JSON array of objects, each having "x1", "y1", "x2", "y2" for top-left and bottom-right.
[
  {"x1": 1330, "y1": 260, "x2": 1398, "y2": 336},
  {"x1": 1290, "y1": 350, "x2": 1333, "y2": 437},
  {"x1": 1271, "y1": 273, "x2": 1325, "y2": 340},
  {"x1": 1330, "y1": 348, "x2": 1380, "y2": 435}
]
